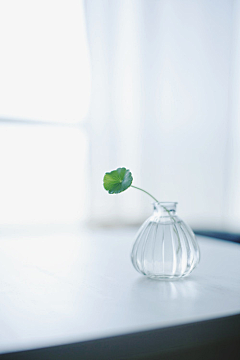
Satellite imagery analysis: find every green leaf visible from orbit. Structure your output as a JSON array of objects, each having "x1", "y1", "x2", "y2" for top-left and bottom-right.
[{"x1": 103, "y1": 167, "x2": 133, "y2": 194}]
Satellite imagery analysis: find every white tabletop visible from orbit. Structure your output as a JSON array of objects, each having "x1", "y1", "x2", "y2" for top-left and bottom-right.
[{"x1": 0, "y1": 226, "x2": 240, "y2": 355}]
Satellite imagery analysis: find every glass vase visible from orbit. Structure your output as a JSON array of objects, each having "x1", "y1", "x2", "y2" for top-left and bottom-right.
[{"x1": 131, "y1": 202, "x2": 200, "y2": 280}]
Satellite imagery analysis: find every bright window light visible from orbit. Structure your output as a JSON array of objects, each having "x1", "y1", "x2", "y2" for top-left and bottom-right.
[
  {"x1": 0, "y1": 0, "x2": 90, "y2": 123},
  {"x1": 0, "y1": 123, "x2": 88, "y2": 225}
]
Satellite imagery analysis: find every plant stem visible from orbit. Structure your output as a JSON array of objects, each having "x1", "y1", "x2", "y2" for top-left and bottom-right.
[
  {"x1": 161, "y1": 207, "x2": 180, "y2": 247},
  {"x1": 131, "y1": 185, "x2": 159, "y2": 202},
  {"x1": 131, "y1": 185, "x2": 174, "y2": 221}
]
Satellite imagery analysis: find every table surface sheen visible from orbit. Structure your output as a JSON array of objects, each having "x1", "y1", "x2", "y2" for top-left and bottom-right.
[{"x1": 0, "y1": 226, "x2": 240, "y2": 355}]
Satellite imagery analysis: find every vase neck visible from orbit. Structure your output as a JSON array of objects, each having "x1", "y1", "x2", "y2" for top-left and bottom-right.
[{"x1": 153, "y1": 202, "x2": 177, "y2": 216}]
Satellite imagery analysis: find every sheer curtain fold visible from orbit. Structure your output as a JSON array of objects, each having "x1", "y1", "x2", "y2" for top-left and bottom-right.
[
  {"x1": 84, "y1": 0, "x2": 146, "y2": 225},
  {"x1": 84, "y1": 0, "x2": 240, "y2": 230}
]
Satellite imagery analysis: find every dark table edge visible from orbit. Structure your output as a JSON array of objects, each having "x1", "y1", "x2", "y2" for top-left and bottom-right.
[
  {"x1": 194, "y1": 230, "x2": 240, "y2": 244},
  {"x1": 1, "y1": 313, "x2": 240, "y2": 360}
]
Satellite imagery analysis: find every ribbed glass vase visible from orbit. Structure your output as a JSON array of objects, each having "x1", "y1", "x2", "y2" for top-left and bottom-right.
[{"x1": 131, "y1": 202, "x2": 200, "y2": 280}]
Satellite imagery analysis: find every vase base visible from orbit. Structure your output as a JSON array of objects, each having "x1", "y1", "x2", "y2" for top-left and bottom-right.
[{"x1": 145, "y1": 274, "x2": 189, "y2": 281}]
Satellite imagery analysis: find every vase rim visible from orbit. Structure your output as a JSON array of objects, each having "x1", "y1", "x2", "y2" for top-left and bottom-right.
[{"x1": 153, "y1": 201, "x2": 178, "y2": 214}]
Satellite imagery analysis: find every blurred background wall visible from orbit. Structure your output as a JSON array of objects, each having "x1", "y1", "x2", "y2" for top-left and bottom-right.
[{"x1": 0, "y1": 0, "x2": 240, "y2": 232}]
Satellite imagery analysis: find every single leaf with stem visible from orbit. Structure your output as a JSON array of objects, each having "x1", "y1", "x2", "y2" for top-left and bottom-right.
[{"x1": 103, "y1": 167, "x2": 180, "y2": 241}]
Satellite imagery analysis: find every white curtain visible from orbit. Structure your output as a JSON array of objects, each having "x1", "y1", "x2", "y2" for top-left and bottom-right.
[{"x1": 84, "y1": 0, "x2": 240, "y2": 231}]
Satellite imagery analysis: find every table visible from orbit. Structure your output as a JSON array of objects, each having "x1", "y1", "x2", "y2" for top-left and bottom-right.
[{"x1": 0, "y1": 226, "x2": 240, "y2": 359}]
